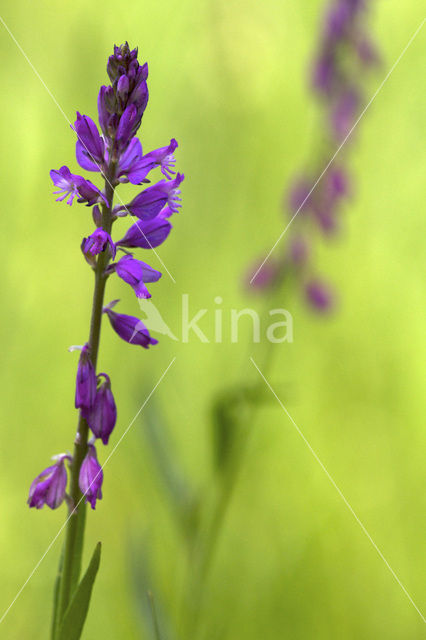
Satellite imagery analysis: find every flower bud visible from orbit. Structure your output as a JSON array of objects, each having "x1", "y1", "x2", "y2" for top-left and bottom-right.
[
  {"x1": 28, "y1": 454, "x2": 70, "y2": 510},
  {"x1": 86, "y1": 374, "x2": 117, "y2": 445},
  {"x1": 75, "y1": 343, "x2": 97, "y2": 410},
  {"x1": 79, "y1": 444, "x2": 103, "y2": 509}
]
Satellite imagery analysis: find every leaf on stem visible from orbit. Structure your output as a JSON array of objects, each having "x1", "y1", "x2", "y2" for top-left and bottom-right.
[{"x1": 57, "y1": 542, "x2": 101, "y2": 640}]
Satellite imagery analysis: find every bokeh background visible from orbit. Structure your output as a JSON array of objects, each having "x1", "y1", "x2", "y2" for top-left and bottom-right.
[{"x1": 0, "y1": 1, "x2": 425, "y2": 638}]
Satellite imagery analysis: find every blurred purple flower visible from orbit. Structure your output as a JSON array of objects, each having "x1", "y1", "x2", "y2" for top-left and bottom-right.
[
  {"x1": 305, "y1": 279, "x2": 334, "y2": 311},
  {"x1": 249, "y1": 0, "x2": 378, "y2": 312}
]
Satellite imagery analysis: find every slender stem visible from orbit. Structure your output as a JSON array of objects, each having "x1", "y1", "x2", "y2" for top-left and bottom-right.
[
  {"x1": 184, "y1": 288, "x2": 283, "y2": 638},
  {"x1": 54, "y1": 162, "x2": 117, "y2": 634}
]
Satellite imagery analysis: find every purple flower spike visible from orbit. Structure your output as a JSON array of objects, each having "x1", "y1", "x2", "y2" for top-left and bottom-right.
[
  {"x1": 28, "y1": 454, "x2": 70, "y2": 510},
  {"x1": 103, "y1": 301, "x2": 158, "y2": 348},
  {"x1": 50, "y1": 166, "x2": 106, "y2": 207},
  {"x1": 85, "y1": 374, "x2": 117, "y2": 445},
  {"x1": 116, "y1": 209, "x2": 172, "y2": 249},
  {"x1": 81, "y1": 229, "x2": 116, "y2": 262},
  {"x1": 74, "y1": 112, "x2": 105, "y2": 172},
  {"x1": 305, "y1": 279, "x2": 334, "y2": 312},
  {"x1": 111, "y1": 254, "x2": 162, "y2": 298},
  {"x1": 79, "y1": 444, "x2": 103, "y2": 509},
  {"x1": 126, "y1": 173, "x2": 184, "y2": 220},
  {"x1": 75, "y1": 343, "x2": 97, "y2": 410}
]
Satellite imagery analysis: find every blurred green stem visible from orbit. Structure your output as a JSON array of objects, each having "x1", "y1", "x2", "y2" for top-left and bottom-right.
[
  {"x1": 53, "y1": 162, "x2": 117, "y2": 637},
  {"x1": 185, "y1": 291, "x2": 281, "y2": 638}
]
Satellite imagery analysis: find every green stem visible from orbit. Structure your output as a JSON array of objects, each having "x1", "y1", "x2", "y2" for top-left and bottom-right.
[
  {"x1": 184, "y1": 288, "x2": 283, "y2": 638},
  {"x1": 53, "y1": 162, "x2": 117, "y2": 636}
]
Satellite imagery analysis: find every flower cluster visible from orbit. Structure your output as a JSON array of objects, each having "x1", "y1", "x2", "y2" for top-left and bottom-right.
[
  {"x1": 250, "y1": 0, "x2": 378, "y2": 310},
  {"x1": 29, "y1": 43, "x2": 183, "y2": 511}
]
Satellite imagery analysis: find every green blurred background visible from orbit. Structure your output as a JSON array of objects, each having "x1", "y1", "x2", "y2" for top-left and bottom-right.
[{"x1": 0, "y1": 0, "x2": 425, "y2": 638}]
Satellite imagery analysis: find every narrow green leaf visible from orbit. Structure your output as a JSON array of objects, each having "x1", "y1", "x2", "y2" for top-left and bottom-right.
[
  {"x1": 51, "y1": 545, "x2": 64, "y2": 640},
  {"x1": 147, "y1": 591, "x2": 162, "y2": 640},
  {"x1": 58, "y1": 542, "x2": 101, "y2": 640},
  {"x1": 142, "y1": 400, "x2": 200, "y2": 540}
]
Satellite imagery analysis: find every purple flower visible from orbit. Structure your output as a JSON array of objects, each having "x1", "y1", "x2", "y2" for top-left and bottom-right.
[
  {"x1": 140, "y1": 138, "x2": 178, "y2": 179},
  {"x1": 289, "y1": 237, "x2": 309, "y2": 265},
  {"x1": 248, "y1": 259, "x2": 281, "y2": 291},
  {"x1": 324, "y1": 3, "x2": 352, "y2": 41},
  {"x1": 75, "y1": 343, "x2": 97, "y2": 410},
  {"x1": 312, "y1": 203, "x2": 338, "y2": 234},
  {"x1": 125, "y1": 173, "x2": 184, "y2": 220},
  {"x1": 327, "y1": 166, "x2": 349, "y2": 199},
  {"x1": 103, "y1": 300, "x2": 158, "y2": 348},
  {"x1": 81, "y1": 229, "x2": 116, "y2": 262},
  {"x1": 312, "y1": 54, "x2": 337, "y2": 94},
  {"x1": 331, "y1": 89, "x2": 359, "y2": 140},
  {"x1": 50, "y1": 166, "x2": 106, "y2": 206},
  {"x1": 305, "y1": 279, "x2": 334, "y2": 311},
  {"x1": 79, "y1": 444, "x2": 103, "y2": 509},
  {"x1": 356, "y1": 35, "x2": 379, "y2": 66},
  {"x1": 116, "y1": 208, "x2": 173, "y2": 249},
  {"x1": 111, "y1": 254, "x2": 162, "y2": 298},
  {"x1": 116, "y1": 104, "x2": 139, "y2": 151},
  {"x1": 74, "y1": 112, "x2": 105, "y2": 172},
  {"x1": 85, "y1": 374, "x2": 117, "y2": 445},
  {"x1": 287, "y1": 177, "x2": 312, "y2": 214},
  {"x1": 97, "y1": 85, "x2": 117, "y2": 139},
  {"x1": 28, "y1": 455, "x2": 70, "y2": 510},
  {"x1": 116, "y1": 137, "x2": 143, "y2": 182},
  {"x1": 117, "y1": 74, "x2": 130, "y2": 100},
  {"x1": 118, "y1": 139, "x2": 178, "y2": 184}
]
